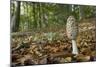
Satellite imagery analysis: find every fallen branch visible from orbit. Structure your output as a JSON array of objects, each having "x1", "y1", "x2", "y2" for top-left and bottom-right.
[{"x1": 11, "y1": 32, "x2": 34, "y2": 37}]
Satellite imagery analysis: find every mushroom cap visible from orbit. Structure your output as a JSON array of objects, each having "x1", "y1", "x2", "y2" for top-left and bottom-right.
[{"x1": 66, "y1": 16, "x2": 78, "y2": 40}]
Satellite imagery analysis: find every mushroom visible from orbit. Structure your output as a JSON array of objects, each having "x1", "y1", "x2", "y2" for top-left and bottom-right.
[{"x1": 66, "y1": 16, "x2": 79, "y2": 54}]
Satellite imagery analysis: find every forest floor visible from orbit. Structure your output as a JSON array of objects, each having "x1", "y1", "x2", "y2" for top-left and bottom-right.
[{"x1": 11, "y1": 18, "x2": 96, "y2": 66}]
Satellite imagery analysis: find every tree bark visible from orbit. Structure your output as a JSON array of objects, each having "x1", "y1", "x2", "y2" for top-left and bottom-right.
[
  {"x1": 13, "y1": 1, "x2": 21, "y2": 32},
  {"x1": 79, "y1": 6, "x2": 84, "y2": 20}
]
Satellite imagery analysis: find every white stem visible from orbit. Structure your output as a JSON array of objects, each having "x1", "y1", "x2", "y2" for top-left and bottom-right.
[{"x1": 72, "y1": 40, "x2": 79, "y2": 54}]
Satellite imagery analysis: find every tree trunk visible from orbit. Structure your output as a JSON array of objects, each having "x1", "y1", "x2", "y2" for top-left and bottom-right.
[
  {"x1": 79, "y1": 6, "x2": 84, "y2": 20},
  {"x1": 11, "y1": 15, "x2": 16, "y2": 32},
  {"x1": 13, "y1": 1, "x2": 21, "y2": 32}
]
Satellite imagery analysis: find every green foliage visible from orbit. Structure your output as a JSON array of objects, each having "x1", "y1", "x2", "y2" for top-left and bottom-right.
[{"x1": 11, "y1": 1, "x2": 96, "y2": 32}]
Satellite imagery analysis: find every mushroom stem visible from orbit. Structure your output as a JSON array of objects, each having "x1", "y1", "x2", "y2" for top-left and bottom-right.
[{"x1": 72, "y1": 40, "x2": 78, "y2": 54}]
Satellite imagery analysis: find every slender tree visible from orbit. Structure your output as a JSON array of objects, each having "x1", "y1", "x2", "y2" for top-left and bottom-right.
[{"x1": 13, "y1": 1, "x2": 21, "y2": 32}]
